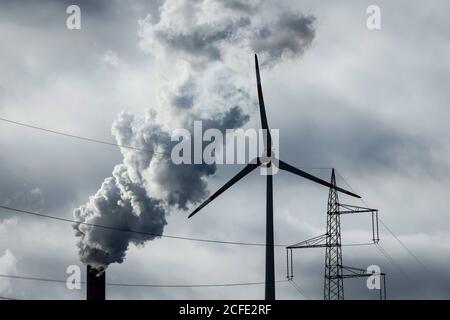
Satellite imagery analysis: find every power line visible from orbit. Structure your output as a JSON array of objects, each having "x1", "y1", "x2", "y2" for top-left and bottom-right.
[
  {"x1": 0, "y1": 117, "x2": 171, "y2": 157},
  {"x1": 288, "y1": 279, "x2": 310, "y2": 300},
  {"x1": 335, "y1": 171, "x2": 433, "y2": 272},
  {"x1": 375, "y1": 243, "x2": 410, "y2": 280},
  {"x1": 377, "y1": 218, "x2": 430, "y2": 272},
  {"x1": 335, "y1": 170, "x2": 431, "y2": 295},
  {"x1": 0, "y1": 117, "x2": 334, "y2": 170},
  {"x1": 339, "y1": 170, "x2": 449, "y2": 296},
  {"x1": 379, "y1": 219, "x2": 450, "y2": 295},
  {"x1": 0, "y1": 273, "x2": 288, "y2": 288},
  {"x1": 0, "y1": 205, "x2": 372, "y2": 248},
  {"x1": 0, "y1": 205, "x2": 273, "y2": 247},
  {"x1": 0, "y1": 205, "x2": 280, "y2": 247},
  {"x1": 374, "y1": 243, "x2": 425, "y2": 295}
]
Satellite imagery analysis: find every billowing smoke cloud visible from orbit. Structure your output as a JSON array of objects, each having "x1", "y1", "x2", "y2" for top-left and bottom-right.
[
  {"x1": 250, "y1": 12, "x2": 316, "y2": 63},
  {"x1": 138, "y1": 0, "x2": 316, "y2": 67},
  {"x1": 73, "y1": 0, "x2": 316, "y2": 269}
]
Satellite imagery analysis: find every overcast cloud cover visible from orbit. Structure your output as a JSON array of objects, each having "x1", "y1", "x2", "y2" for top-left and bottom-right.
[{"x1": 0, "y1": 0, "x2": 450, "y2": 299}]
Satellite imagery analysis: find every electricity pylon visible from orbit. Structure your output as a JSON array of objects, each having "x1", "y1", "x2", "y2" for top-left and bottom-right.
[
  {"x1": 324, "y1": 169, "x2": 344, "y2": 300},
  {"x1": 286, "y1": 169, "x2": 386, "y2": 300}
]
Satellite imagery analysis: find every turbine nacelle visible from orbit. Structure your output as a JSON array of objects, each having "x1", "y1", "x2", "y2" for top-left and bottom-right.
[{"x1": 259, "y1": 150, "x2": 273, "y2": 167}]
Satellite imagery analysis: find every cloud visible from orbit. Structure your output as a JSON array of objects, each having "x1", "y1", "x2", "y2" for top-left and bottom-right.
[
  {"x1": 280, "y1": 107, "x2": 443, "y2": 177},
  {"x1": 249, "y1": 12, "x2": 316, "y2": 64},
  {"x1": 0, "y1": 166, "x2": 46, "y2": 220},
  {"x1": 0, "y1": 249, "x2": 17, "y2": 295},
  {"x1": 138, "y1": 0, "x2": 316, "y2": 67},
  {"x1": 216, "y1": 0, "x2": 258, "y2": 13},
  {"x1": 2, "y1": 187, "x2": 45, "y2": 213},
  {"x1": 102, "y1": 50, "x2": 120, "y2": 68}
]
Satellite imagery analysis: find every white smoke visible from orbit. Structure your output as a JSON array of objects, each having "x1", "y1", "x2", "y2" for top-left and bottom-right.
[{"x1": 73, "y1": 0, "x2": 316, "y2": 269}]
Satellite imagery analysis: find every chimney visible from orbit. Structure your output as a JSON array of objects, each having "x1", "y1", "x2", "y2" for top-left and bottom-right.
[{"x1": 86, "y1": 265, "x2": 105, "y2": 300}]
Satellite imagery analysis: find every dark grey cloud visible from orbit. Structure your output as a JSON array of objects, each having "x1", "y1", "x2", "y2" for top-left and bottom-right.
[
  {"x1": 139, "y1": 0, "x2": 316, "y2": 67},
  {"x1": 250, "y1": 13, "x2": 316, "y2": 64},
  {"x1": 216, "y1": 0, "x2": 257, "y2": 13},
  {"x1": 281, "y1": 111, "x2": 440, "y2": 175},
  {"x1": 269, "y1": 84, "x2": 449, "y2": 181},
  {"x1": 211, "y1": 106, "x2": 250, "y2": 129},
  {"x1": 170, "y1": 78, "x2": 196, "y2": 109},
  {"x1": 154, "y1": 18, "x2": 251, "y2": 63}
]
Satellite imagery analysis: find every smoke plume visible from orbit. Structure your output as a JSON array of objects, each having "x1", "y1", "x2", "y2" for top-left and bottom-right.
[{"x1": 73, "y1": 0, "x2": 316, "y2": 269}]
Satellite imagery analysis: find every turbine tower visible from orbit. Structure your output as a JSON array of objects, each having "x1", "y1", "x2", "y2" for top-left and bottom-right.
[{"x1": 188, "y1": 54, "x2": 361, "y2": 300}]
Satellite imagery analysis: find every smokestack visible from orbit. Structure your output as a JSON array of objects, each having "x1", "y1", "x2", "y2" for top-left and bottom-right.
[{"x1": 86, "y1": 265, "x2": 105, "y2": 300}]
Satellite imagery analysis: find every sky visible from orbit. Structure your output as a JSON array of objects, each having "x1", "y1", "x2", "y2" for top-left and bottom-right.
[{"x1": 0, "y1": 0, "x2": 450, "y2": 300}]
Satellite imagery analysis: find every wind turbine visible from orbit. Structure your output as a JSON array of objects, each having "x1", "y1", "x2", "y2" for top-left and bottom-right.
[{"x1": 188, "y1": 54, "x2": 361, "y2": 300}]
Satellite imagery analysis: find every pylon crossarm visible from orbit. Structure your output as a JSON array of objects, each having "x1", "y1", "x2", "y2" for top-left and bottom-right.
[
  {"x1": 341, "y1": 273, "x2": 384, "y2": 279},
  {"x1": 287, "y1": 234, "x2": 327, "y2": 249},
  {"x1": 338, "y1": 204, "x2": 378, "y2": 215},
  {"x1": 340, "y1": 265, "x2": 385, "y2": 279},
  {"x1": 338, "y1": 204, "x2": 380, "y2": 244},
  {"x1": 340, "y1": 265, "x2": 387, "y2": 300}
]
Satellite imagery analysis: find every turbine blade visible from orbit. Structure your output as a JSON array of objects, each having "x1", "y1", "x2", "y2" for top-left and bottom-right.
[
  {"x1": 255, "y1": 54, "x2": 271, "y2": 151},
  {"x1": 188, "y1": 158, "x2": 262, "y2": 218},
  {"x1": 278, "y1": 160, "x2": 361, "y2": 198}
]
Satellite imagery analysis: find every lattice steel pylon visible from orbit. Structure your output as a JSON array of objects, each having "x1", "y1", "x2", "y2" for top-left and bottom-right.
[
  {"x1": 286, "y1": 168, "x2": 385, "y2": 300},
  {"x1": 324, "y1": 169, "x2": 344, "y2": 300}
]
